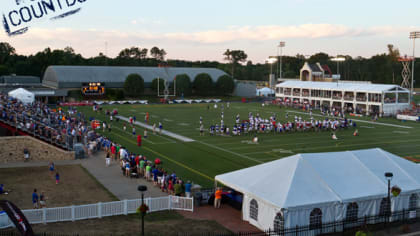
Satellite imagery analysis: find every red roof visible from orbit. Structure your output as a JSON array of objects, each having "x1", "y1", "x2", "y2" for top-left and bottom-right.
[{"x1": 321, "y1": 65, "x2": 332, "y2": 76}]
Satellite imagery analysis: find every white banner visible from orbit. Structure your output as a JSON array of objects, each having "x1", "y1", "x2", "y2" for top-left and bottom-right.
[{"x1": 397, "y1": 114, "x2": 419, "y2": 121}]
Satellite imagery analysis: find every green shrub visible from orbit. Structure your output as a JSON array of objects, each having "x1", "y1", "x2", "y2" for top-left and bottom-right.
[
  {"x1": 193, "y1": 73, "x2": 213, "y2": 96},
  {"x1": 216, "y1": 75, "x2": 234, "y2": 96},
  {"x1": 175, "y1": 74, "x2": 192, "y2": 96},
  {"x1": 123, "y1": 73, "x2": 144, "y2": 98}
]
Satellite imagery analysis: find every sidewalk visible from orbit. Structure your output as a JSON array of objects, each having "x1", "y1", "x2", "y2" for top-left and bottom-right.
[{"x1": 0, "y1": 151, "x2": 167, "y2": 200}]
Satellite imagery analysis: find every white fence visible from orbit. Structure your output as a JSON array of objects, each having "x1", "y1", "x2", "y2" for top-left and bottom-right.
[{"x1": 0, "y1": 196, "x2": 193, "y2": 229}]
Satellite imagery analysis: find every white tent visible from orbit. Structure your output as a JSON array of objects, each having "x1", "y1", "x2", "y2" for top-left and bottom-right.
[
  {"x1": 8, "y1": 88, "x2": 35, "y2": 104},
  {"x1": 215, "y1": 148, "x2": 420, "y2": 232},
  {"x1": 257, "y1": 87, "x2": 275, "y2": 96}
]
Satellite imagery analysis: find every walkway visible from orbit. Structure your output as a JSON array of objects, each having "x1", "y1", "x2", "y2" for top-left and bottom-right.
[
  {"x1": 0, "y1": 151, "x2": 167, "y2": 200},
  {"x1": 116, "y1": 115, "x2": 195, "y2": 142},
  {"x1": 179, "y1": 205, "x2": 261, "y2": 233}
]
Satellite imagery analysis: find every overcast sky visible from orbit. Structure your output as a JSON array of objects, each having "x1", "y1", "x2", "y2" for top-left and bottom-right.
[{"x1": 1, "y1": 0, "x2": 419, "y2": 63}]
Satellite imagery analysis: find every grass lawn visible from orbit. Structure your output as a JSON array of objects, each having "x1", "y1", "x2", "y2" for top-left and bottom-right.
[
  {"x1": 0, "y1": 165, "x2": 117, "y2": 209},
  {"x1": 75, "y1": 102, "x2": 420, "y2": 188},
  {"x1": 0, "y1": 210, "x2": 231, "y2": 235}
]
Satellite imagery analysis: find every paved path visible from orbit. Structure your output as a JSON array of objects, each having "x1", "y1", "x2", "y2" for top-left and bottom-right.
[
  {"x1": 0, "y1": 152, "x2": 167, "y2": 200},
  {"x1": 116, "y1": 115, "x2": 195, "y2": 142}
]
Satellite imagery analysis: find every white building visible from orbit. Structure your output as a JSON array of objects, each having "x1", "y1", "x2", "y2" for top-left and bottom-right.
[
  {"x1": 275, "y1": 80, "x2": 410, "y2": 115},
  {"x1": 215, "y1": 148, "x2": 420, "y2": 234}
]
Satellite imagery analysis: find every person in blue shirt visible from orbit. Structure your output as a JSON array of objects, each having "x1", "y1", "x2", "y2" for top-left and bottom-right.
[
  {"x1": 185, "y1": 181, "x2": 192, "y2": 198},
  {"x1": 32, "y1": 189, "x2": 39, "y2": 208}
]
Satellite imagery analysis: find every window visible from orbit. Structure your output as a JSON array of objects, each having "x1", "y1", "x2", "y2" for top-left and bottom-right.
[
  {"x1": 345, "y1": 202, "x2": 359, "y2": 222},
  {"x1": 250, "y1": 199, "x2": 258, "y2": 221},
  {"x1": 409, "y1": 194, "x2": 418, "y2": 210},
  {"x1": 309, "y1": 208, "x2": 322, "y2": 230},
  {"x1": 379, "y1": 198, "x2": 390, "y2": 216},
  {"x1": 274, "y1": 212, "x2": 284, "y2": 233}
]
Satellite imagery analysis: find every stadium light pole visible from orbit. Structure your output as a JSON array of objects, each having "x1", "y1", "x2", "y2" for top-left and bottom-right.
[
  {"x1": 137, "y1": 185, "x2": 147, "y2": 236},
  {"x1": 409, "y1": 31, "x2": 420, "y2": 101},
  {"x1": 331, "y1": 57, "x2": 346, "y2": 78},
  {"x1": 266, "y1": 57, "x2": 277, "y2": 89},
  {"x1": 277, "y1": 42, "x2": 286, "y2": 79},
  {"x1": 384, "y1": 172, "x2": 393, "y2": 219}
]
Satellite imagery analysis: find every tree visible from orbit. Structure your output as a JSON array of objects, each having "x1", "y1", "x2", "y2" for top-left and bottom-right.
[
  {"x1": 175, "y1": 74, "x2": 192, "y2": 96},
  {"x1": 0, "y1": 65, "x2": 9, "y2": 76},
  {"x1": 118, "y1": 47, "x2": 148, "y2": 60},
  {"x1": 216, "y1": 75, "x2": 235, "y2": 95},
  {"x1": 123, "y1": 74, "x2": 144, "y2": 98},
  {"x1": 193, "y1": 73, "x2": 213, "y2": 96},
  {"x1": 151, "y1": 78, "x2": 165, "y2": 93},
  {"x1": 0, "y1": 42, "x2": 16, "y2": 64},
  {"x1": 223, "y1": 49, "x2": 247, "y2": 78},
  {"x1": 150, "y1": 47, "x2": 166, "y2": 61}
]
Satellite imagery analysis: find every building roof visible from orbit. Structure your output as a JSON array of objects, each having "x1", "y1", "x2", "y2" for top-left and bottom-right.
[
  {"x1": 309, "y1": 64, "x2": 322, "y2": 72},
  {"x1": 276, "y1": 80, "x2": 409, "y2": 93},
  {"x1": 42, "y1": 66, "x2": 228, "y2": 88},
  {"x1": 0, "y1": 75, "x2": 41, "y2": 84},
  {"x1": 215, "y1": 148, "x2": 420, "y2": 210}
]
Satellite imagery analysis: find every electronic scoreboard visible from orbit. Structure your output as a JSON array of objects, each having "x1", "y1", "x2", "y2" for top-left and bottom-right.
[{"x1": 82, "y1": 82, "x2": 105, "y2": 95}]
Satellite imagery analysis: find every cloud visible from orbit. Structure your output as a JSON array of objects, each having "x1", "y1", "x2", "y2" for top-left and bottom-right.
[{"x1": 0, "y1": 24, "x2": 414, "y2": 60}]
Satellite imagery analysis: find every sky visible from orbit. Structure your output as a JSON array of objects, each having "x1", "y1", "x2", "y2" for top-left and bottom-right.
[{"x1": 1, "y1": 0, "x2": 420, "y2": 63}]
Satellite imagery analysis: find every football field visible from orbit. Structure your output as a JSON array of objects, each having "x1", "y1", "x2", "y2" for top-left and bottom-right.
[{"x1": 76, "y1": 102, "x2": 420, "y2": 187}]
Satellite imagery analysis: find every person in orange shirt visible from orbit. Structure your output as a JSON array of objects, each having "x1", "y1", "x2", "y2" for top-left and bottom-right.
[{"x1": 214, "y1": 187, "x2": 222, "y2": 208}]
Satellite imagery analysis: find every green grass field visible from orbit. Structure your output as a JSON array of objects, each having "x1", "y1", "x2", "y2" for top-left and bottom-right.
[{"x1": 76, "y1": 102, "x2": 420, "y2": 187}]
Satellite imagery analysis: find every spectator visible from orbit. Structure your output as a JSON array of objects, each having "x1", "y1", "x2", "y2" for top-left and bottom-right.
[
  {"x1": 49, "y1": 161, "x2": 55, "y2": 177},
  {"x1": 214, "y1": 187, "x2": 222, "y2": 209},
  {"x1": 32, "y1": 189, "x2": 39, "y2": 209},
  {"x1": 55, "y1": 172, "x2": 60, "y2": 185},
  {"x1": 0, "y1": 184, "x2": 8, "y2": 195},
  {"x1": 106, "y1": 152, "x2": 111, "y2": 167},
  {"x1": 174, "y1": 180, "x2": 182, "y2": 196},
  {"x1": 23, "y1": 148, "x2": 30, "y2": 162},
  {"x1": 185, "y1": 181, "x2": 192, "y2": 198},
  {"x1": 40, "y1": 191, "x2": 47, "y2": 208}
]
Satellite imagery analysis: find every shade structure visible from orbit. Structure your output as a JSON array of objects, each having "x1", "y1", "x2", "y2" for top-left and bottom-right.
[
  {"x1": 215, "y1": 148, "x2": 420, "y2": 231},
  {"x1": 8, "y1": 88, "x2": 35, "y2": 104}
]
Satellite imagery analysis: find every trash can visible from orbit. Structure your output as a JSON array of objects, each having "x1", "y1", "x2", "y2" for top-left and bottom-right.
[
  {"x1": 194, "y1": 192, "x2": 203, "y2": 207},
  {"x1": 74, "y1": 143, "x2": 85, "y2": 159}
]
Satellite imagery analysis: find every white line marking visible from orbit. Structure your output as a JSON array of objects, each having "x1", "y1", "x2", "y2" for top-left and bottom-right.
[
  {"x1": 117, "y1": 116, "x2": 195, "y2": 142},
  {"x1": 196, "y1": 140, "x2": 263, "y2": 164},
  {"x1": 286, "y1": 110, "x2": 413, "y2": 129}
]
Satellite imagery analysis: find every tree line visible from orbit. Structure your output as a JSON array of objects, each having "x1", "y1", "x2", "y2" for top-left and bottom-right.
[{"x1": 0, "y1": 42, "x2": 418, "y2": 87}]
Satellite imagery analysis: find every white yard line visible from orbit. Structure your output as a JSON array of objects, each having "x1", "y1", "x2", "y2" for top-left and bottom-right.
[
  {"x1": 195, "y1": 140, "x2": 263, "y2": 164},
  {"x1": 117, "y1": 116, "x2": 195, "y2": 142},
  {"x1": 286, "y1": 110, "x2": 413, "y2": 129}
]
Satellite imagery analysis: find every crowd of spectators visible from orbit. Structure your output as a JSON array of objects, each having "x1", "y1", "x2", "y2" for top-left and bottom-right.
[{"x1": 0, "y1": 94, "x2": 90, "y2": 151}]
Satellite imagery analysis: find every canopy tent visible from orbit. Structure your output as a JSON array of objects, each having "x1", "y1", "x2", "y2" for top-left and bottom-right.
[
  {"x1": 215, "y1": 148, "x2": 420, "y2": 232},
  {"x1": 8, "y1": 88, "x2": 35, "y2": 104},
  {"x1": 256, "y1": 87, "x2": 275, "y2": 96}
]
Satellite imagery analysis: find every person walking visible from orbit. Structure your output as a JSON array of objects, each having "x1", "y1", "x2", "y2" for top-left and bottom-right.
[
  {"x1": 32, "y1": 189, "x2": 39, "y2": 209},
  {"x1": 106, "y1": 152, "x2": 111, "y2": 167},
  {"x1": 214, "y1": 187, "x2": 222, "y2": 209},
  {"x1": 40, "y1": 191, "x2": 47, "y2": 208},
  {"x1": 55, "y1": 172, "x2": 60, "y2": 185}
]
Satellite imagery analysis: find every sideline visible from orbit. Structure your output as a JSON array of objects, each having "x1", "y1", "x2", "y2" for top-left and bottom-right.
[
  {"x1": 117, "y1": 116, "x2": 195, "y2": 142},
  {"x1": 110, "y1": 131, "x2": 214, "y2": 181},
  {"x1": 286, "y1": 110, "x2": 413, "y2": 129}
]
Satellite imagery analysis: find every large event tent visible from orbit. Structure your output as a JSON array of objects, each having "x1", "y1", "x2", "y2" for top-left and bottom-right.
[
  {"x1": 215, "y1": 148, "x2": 420, "y2": 232},
  {"x1": 8, "y1": 88, "x2": 35, "y2": 104}
]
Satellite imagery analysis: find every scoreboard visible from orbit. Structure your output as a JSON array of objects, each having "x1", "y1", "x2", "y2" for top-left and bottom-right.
[{"x1": 82, "y1": 82, "x2": 105, "y2": 95}]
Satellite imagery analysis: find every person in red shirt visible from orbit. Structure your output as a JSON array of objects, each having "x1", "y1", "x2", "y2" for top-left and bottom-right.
[
  {"x1": 110, "y1": 144, "x2": 116, "y2": 161},
  {"x1": 137, "y1": 135, "x2": 142, "y2": 147}
]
